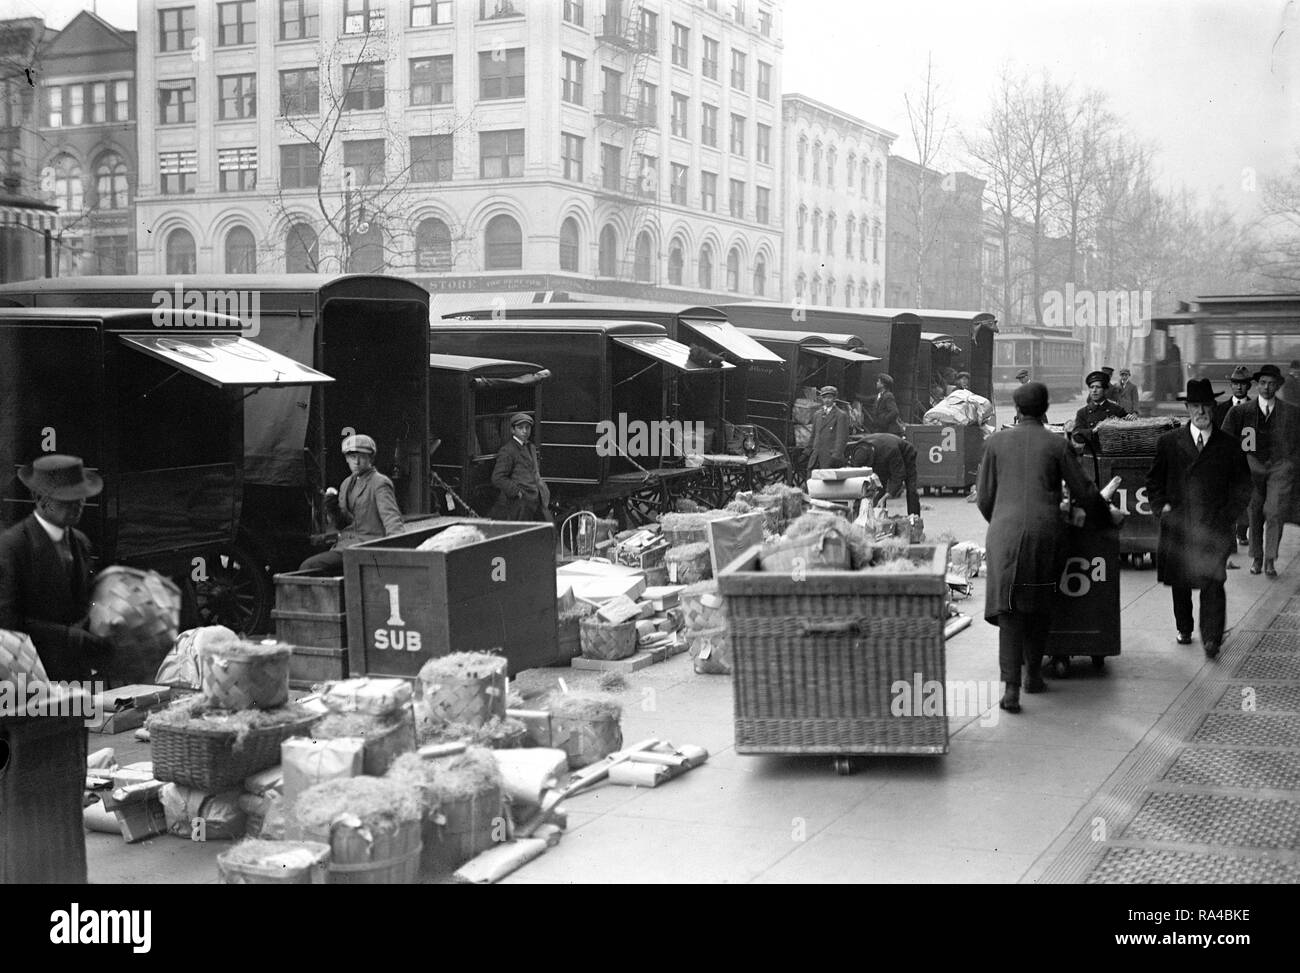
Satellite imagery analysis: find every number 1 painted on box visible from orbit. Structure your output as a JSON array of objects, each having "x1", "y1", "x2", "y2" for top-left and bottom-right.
[{"x1": 385, "y1": 584, "x2": 405, "y2": 626}]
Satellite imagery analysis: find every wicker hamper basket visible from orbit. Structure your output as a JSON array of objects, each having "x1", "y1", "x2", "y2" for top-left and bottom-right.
[
  {"x1": 88, "y1": 567, "x2": 182, "y2": 684},
  {"x1": 149, "y1": 706, "x2": 320, "y2": 792},
  {"x1": 1094, "y1": 417, "x2": 1179, "y2": 455},
  {"x1": 718, "y1": 543, "x2": 951, "y2": 756}
]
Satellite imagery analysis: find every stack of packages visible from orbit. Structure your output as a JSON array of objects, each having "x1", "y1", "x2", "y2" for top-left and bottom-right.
[
  {"x1": 924, "y1": 389, "x2": 997, "y2": 439},
  {"x1": 757, "y1": 510, "x2": 938, "y2": 577},
  {"x1": 137, "y1": 637, "x2": 318, "y2": 847},
  {"x1": 680, "y1": 581, "x2": 730, "y2": 675},
  {"x1": 559, "y1": 558, "x2": 687, "y2": 664},
  {"x1": 855, "y1": 502, "x2": 926, "y2": 543},
  {"x1": 610, "y1": 525, "x2": 671, "y2": 585}
]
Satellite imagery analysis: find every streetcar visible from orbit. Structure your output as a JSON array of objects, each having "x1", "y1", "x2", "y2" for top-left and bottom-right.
[{"x1": 993, "y1": 330, "x2": 1087, "y2": 400}]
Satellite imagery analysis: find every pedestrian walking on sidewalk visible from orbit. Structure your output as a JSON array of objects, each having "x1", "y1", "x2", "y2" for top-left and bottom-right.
[
  {"x1": 1146, "y1": 380, "x2": 1252, "y2": 659},
  {"x1": 976, "y1": 382, "x2": 1110, "y2": 714},
  {"x1": 1222, "y1": 364, "x2": 1300, "y2": 578},
  {"x1": 1215, "y1": 365, "x2": 1254, "y2": 559}
]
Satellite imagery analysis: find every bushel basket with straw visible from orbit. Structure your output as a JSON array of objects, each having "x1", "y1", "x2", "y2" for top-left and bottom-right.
[
  {"x1": 550, "y1": 692, "x2": 623, "y2": 769},
  {"x1": 294, "y1": 777, "x2": 423, "y2": 884},
  {"x1": 665, "y1": 542, "x2": 713, "y2": 584},
  {"x1": 385, "y1": 749, "x2": 501, "y2": 876},
  {"x1": 417, "y1": 652, "x2": 507, "y2": 728},
  {"x1": 217, "y1": 839, "x2": 331, "y2": 884},
  {"x1": 201, "y1": 640, "x2": 292, "y2": 710},
  {"x1": 758, "y1": 531, "x2": 850, "y2": 573},
  {"x1": 147, "y1": 698, "x2": 320, "y2": 792},
  {"x1": 1094, "y1": 416, "x2": 1180, "y2": 455},
  {"x1": 579, "y1": 616, "x2": 637, "y2": 661},
  {"x1": 88, "y1": 566, "x2": 182, "y2": 685}
]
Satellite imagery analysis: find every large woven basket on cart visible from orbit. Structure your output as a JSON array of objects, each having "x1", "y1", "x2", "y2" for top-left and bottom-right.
[
  {"x1": 718, "y1": 543, "x2": 951, "y2": 756},
  {"x1": 1094, "y1": 416, "x2": 1180, "y2": 455},
  {"x1": 148, "y1": 704, "x2": 319, "y2": 792}
]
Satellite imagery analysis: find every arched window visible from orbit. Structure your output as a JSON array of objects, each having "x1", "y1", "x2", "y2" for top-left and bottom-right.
[
  {"x1": 872, "y1": 220, "x2": 881, "y2": 262},
  {"x1": 485, "y1": 214, "x2": 522, "y2": 270},
  {"x1": 598, "y1": 224, "x2": 617, "y2": 276},
  {"x1": 559, "y1": 217, "x2": 580, "y2": 272},
  {"x1": 667, "y1": 240, "x2": 684, "y2": 285},
  {"x1": 810, "y1": 274, "x2": 822, "y2": 305},
  {"x1": 753, "y1": 255, "x2": 766, "y2": 297},
  {"x1": 844, "y1": 279, "x2": 854, "y2": 307},
  {"x1": 94, "y1": 153, "x2": 129, "y2": 209},
  {"x1": 827, "y1": 146, "x2": 836, "y2": 188},
  {"x1": 634, "y1": 231, "x2": 653, "y2": 281},
  {"x1": 50, "y1": 154, "x2": 83, "y2": 212},
  {"x1": 873, "y1": 161, "x2": 882, "y2": 202},
  {"x1": 348, "y1": 219, "x2": 383, "y2": 273},
  {"x1": 165, "y1": 227, "x2": 196, "y2": 275},
  {"x1": 812, "y1": 142, "x2": 822, "y2": 184},
  {"x1": 825, "y1": 212, "x2": 836, "y2": 257},
  {"x1": 795, "y1": 273, "x2": 806, "y2": 298},
  {"x1": 796, "y1": 205, "x2": 807, "y2": 250},
  {"x1": 861, "y1": 159, "x2": 869, "y2": 194},
  {"x1": 871, "y1": 281, "x2": 881, "y2": 305},
  {"x1": 859, "y1": 281, "x2": 869, "y2": 307},
  {"x1": 844, "y1": 214, "x2": 855, "y2": 258},
  {"x1": 826, "y1": 276, "x2": 835, "y2": 305},
  {"x1": 860, "y1": 221, "x2": 868, "y2": 261},
  {"x1": 797, "y1": 136, "x2": 807, "y2": 180},
  {"x1": 846, "y1": 152, "x2": 856, "y2": 190},
  {"x1": 698, "y1": 244, "x2": 713, "y2": 290},
  {"x1": 285, "y1": 223, "x2": 318, "y2": 272},
  {"x1": 726, "y1": 247, "x2": 741, "y2": 292},
  {"x1": 225, "y1": 225, "x2": 257, "y2": 273},
  {"x1": 811, "y1": 210, "x2": 822, "y2": 252},
  {"x1": 416, "y1": 218, "x2": 452, "y2": 271}
]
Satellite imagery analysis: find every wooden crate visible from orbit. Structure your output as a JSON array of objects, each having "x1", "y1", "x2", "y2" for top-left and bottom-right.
[
  {"x1": 906, "y1": 423, "x2": 985, "y2": 490},
  {"x1": 288, "y1": 644, "x2": 349, "y2": 689},
  {"x1": 718, "y1": 544, "x2": 950, "y2": 756},
  {"x1": 1047, "y1": 523, "x2": 1121, "y2": 661},
  {"x1": 273, "y1": 570, "x2": 345, "y2": 614},
  {"x1": 273, "y1": 608, "x2": 348, "y2": 649},
  {"x1": 1092, "y1": 455, "x2": 1159, "y2": 556},
  {"x1": 343, "y1": 518, "x2": 558, "y2": 678}
]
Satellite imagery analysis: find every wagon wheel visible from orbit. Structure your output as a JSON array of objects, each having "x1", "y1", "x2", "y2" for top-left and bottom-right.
[
  {"x1": 1091, "y1": 655, "x2": 1107, "y2": 671},
  {"x1": 833, "y1": 757, "x2": 856, "y2": 776},
  {"x1": 1052, "y1": 657, "x2": 1070, "y2": 679},
  {"x1": 192, "y1": 537, "x2": 273, "y2": 636},
  {"x1": 616, "y1": 480, "x2": 667, "y2": 528}
]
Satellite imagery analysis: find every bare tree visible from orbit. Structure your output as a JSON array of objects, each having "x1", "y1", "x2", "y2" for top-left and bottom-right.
[
  {"x1": 1010, "y1": 72, "x2": 1067, "y2": 326},
  {"x1": 1051, "y1": 87, "x2": 1115, "y2": 288},
  {"x1": 901, "y1": 53, "x2": 953, "y2": 305},
  {"x1": 1239, "y1": 149, "x2": 1300, "y2": 288},
  {"x1": 269, "y1": 30, "x2": 479, "y2": 275}
]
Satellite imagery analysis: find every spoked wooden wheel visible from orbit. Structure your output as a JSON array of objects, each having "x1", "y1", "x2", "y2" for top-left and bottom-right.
[
  {"x1": 616, "y1": 480, "x2": 667, "y2": 527},
  {"x1": 192, "y1": 539, "x2": 272, "y2": 636}
]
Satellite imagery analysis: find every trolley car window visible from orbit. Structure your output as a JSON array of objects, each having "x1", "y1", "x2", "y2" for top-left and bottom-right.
[
  {"x1": 1274, "y1": 333, "x2": 1300, "y2": 361},
  {"x1": 1235, "y1": 331, "x2": 1267, "y2": 359},
  {"x1": 995, "y1": 342, "x2": 1014, "y2": 365},
  {"x1": 1206, "y1": 328, "x2": 1232, "y2": 361}
]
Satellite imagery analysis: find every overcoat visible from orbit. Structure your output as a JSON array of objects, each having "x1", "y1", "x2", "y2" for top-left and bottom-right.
[
  {"x1": 328, "y1": 468, "x2": 404, "y2": 547},
  {"x1": 865, "y1": 391, "x2": 903, "y2": 436},
  {"x1": 490, "y1": 436, "x2": 552, "y2": 522},
  {"x1": 807, "y1": 405, "x2": 850, "y2": 472},
  {"x1": 0, "y1": 513, "x2": 109, "y2": 682},
  {"x1": 1145, "y1": 424, "x2": 1251, "y2": 588},
  {"x1": 976, "y1": 418, "x2": 1103, "y2": 623}
]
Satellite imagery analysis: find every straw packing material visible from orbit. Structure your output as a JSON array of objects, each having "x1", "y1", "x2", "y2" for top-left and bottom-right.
[
  {"x1": 156, "y1": 625, "x2": 238, "y2": 689},
  {"x1": 416, "y1": 525, "x2": 487, "y2": 552},
  {"x1": 312, "y1": 705, "x2": 417, "y2": 775},
  {"x1": 417, "y1": 652, "x2": 507, "y2": 729},
  {"x1": 385, "y1": 747, "x2": 503, "y2": 876},
  {"x1": 160, "y1": 783, "x2": 246, "y2": 840},
  {"x1": 88, "y1": 566, "x2": 182, "y2": 685},
  {"x1": 550, "y1": 692, "x2": 623, "y2": 769},
  {"x1": 217, "y1": 839, "x2": 331, "y2": 884},
  {"x1": 665, "y1": 542, "x2": 713, "y2": 585},
  {"x1": 0, "y1": 627, "x2": 48, "y2": 684},
  {"x1": 293, "y1": 776, "x2": 424, "y2": 885},
  {"x1": 201, "y1": 639, "x2": 291, "y2": 711},
  {"x1": 578, "y1": 616, "x2": 637, "y2": 661}
]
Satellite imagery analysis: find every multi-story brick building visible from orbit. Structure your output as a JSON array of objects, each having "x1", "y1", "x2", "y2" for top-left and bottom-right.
[
  {"x1": 0, "y1": 16, "x2": 58, "y2": 282},
  {"x1": 34, "y1": 11, "x2": 138, "y2": 276},
  {"x1": 781, "y1": 92, "x2": 893, "y2": 307},
  {"x1": 885, "y1": 155, "x2": 984, "y2": 311},
  {"x1": 134, "y1": 0, "x2": 783, "y2": 309}
]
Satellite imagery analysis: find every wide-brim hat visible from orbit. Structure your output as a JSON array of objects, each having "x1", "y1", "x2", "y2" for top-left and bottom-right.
[
  {"x1": 19, "y1": 454, "x2": 103, "y2": 500},
  {"x1": 1085, "y1": 370, "x2": 1110, "y2": 389},
  {"x1": 1254, "y1": 364, "x2": 1285, "y2": 386},
  {"x1": 1177, "y1": 378, "x2": 1218, "y2": 405},
  {"x1": 817, "y1": 386, "x2": 838, "y2": 397},
  {"x1": 1228, "y1": 365, "x2": 1254, "y2": 383},
  {"x1": 508, "y1": 412, "x2": 535, "y2": 427},
  {"x1": 341, "y1": 434, "x2": 377, "y2": 455}
]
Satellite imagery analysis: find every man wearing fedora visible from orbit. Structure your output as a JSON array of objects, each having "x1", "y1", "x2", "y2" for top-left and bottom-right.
[
  {"x1": 1222, "y1": 364, "x2": 1300, "y2": 577},
  {"x1": 300, "y1": 433, "x2": 404, "y2": 572},
  {"x1": 1215, "y1": 365, "x2": 1255, "y2": 551},
  {"x1": 0, "y1": 455, "x2": 115, "y2": 682},
  {"x1": 1146, "y1": 381, "x2": 1252, "y2": 658},
  {"x1": 808, "y1": 386, "x2": 851, "y2": 476},
  {"x1": 490, "y1": 413, "x2": 551, "y2": 522}
]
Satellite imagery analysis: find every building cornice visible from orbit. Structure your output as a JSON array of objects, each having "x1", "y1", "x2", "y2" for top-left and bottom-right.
[{"x1": 782, "y1": 92, "x2": 897, "y2": 143}]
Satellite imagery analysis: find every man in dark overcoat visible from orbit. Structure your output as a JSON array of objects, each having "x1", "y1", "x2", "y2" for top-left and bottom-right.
[
  {"x1": 977, "y1": 383, "x2": 1111, "y2": 713},
  {"x1": 807, "y1": 385, "x2": 850, "y2": 475},
  {"x1": 0, "y1": 455, "x2": 115, "y2": 682},
  {"x1": 1213, "y1": 365, "x2": 1254, "y2": 550},
  {"x1": 490, "y1": 413, "x2": 552, "y2": 522},
  {"x1": 850, "y1": 433, "x2": 921, "y2": 517},
  {"x1": 1221, "y1": 364, "x2": 1300, "y2": 577},
  {"x1": 1146, "y1": 380, "x2": 1252, "y2": 658}
]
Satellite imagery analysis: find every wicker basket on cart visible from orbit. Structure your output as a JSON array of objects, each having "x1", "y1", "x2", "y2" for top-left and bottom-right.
[
  {"x1": 88, "y1": 566, "x2": 182, "y2": 684},
  {"x1": 1094, "y1": 417, "x2": 1180, "y2": 455},
  {"x1": 201, "y1": 640, "x2": 292, "y2": 710}
]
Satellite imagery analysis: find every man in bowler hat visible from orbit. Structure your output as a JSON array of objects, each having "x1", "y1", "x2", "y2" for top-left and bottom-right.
[
  {"x1": 1222, "y1": 364, "x2": 1300, "y2": 577},
  {"x1": 0, "y1": 455, "x2": 115, "y2": 681},
  {"x1": 491, "y1": 413, "x2": 551, "y2": 522},
  {"x1": 1146, "y1": 380, "x2": 1252, "y2": 658}
]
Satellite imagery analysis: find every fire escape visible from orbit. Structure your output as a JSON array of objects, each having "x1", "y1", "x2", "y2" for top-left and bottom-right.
[{"x1": 594, "y1": 0, "x2": 661, "y2": 287}]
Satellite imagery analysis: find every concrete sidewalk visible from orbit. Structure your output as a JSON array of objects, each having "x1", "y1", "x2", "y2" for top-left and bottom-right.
[{"x1": 84, "y1": 494, "x2": 1299, "y2": 884}]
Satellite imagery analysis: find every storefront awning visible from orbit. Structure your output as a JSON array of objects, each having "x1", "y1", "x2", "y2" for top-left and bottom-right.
[
  {"x1": 0, "y1": 201, "x2": 58, "y2": 233},
  {"x1": 120, "y1": 335, "x2": 334, "y2": 388},
  {"x1": 804, "y1": 346, "x2": 881, "y2": 364},
  {"x1": 681, "y1": 319, "x2": 785, "y2": 364},
  {"x1": 473, "y1": 369, "x2": 552, "y2": 389},
  {"x1": 612, "y1": 335, "x2": 737, "y2": 373}
]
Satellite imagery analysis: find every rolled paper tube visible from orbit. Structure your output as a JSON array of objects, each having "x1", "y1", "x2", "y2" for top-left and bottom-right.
[
  {"x1": 492, "y1": 748, "x2": 569, "y2": 806},
  {"x1": 418, "y1": 741, "x2": 468, "y2": 759},
  {"x1": 608, "y1": 762, "x2": 670, "y2": 787},
  {"x1": 1100, "y1": 476, "x2": 1123, "y2": 501},
  {"x1": 453, "y1": 838, "x2": 549, "y2": 884}
]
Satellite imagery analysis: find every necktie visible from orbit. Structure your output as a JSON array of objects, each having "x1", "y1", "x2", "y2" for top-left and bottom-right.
[
  {"x1": 57, "y1": 532, "x2": 74, "y2": 572},
  {"x1": 1196, "y1": 433, "x2": 1204, "y2": 453}
]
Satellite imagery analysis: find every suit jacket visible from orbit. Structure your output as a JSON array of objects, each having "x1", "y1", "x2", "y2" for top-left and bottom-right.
[
  {"x1": 857, "y1": 433, "x2": 916, "y2": 495},
  {"x1": 976, "y1": 418, "x2": 1104, "y2": 622},
  {"x1": 1146, "y1": 424, "x2": 1251, "y2": 588},
  {"x1": 1221, "y1": 396, "x2": 1300, "y2": 470},
  {"x1": 807, "y1": 405, "x2": 850, "y2": 471},
  {"x1": 1115, "y1": 383, "x2": 1140, "y2": 415},
  {"x1": 490, "y1": 437, "x2": 552, "y2": 521},
  {"x1": 328, "y1": 469, "x2": 404, "y2": 548},
  {"x1": 0, "y1": 513, "x2": 108, "y2": 682},
  {"x1": 1213, "y1": 395, "x2": 1251, "y2": 429},
  {"x1": 865, "y1": 391, "x2": 904, "y2": 436}
]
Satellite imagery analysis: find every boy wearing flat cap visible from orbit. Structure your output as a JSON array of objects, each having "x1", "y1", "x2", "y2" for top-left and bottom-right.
[
  {"x1": 491, "y1": 413, "x2": 551, "y2": 522},
  {"x1": 807, "y1": 387, "x2": 850, "y2": 475},
  {"x1": 300, "y1": 433, "x2": 404, "y2": 571},
  {"x1": 1222, "y1": 364, "x2": 1300, "y2": 577},
  {"x1": 0, "y1": 455, "x2": 115, "y2": 682}
]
